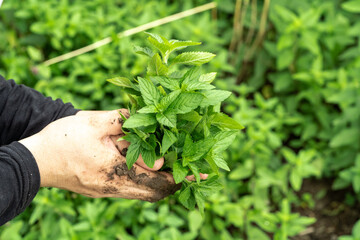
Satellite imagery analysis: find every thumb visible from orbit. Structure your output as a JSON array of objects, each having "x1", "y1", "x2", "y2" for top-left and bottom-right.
[{"x1": 98, "y1": 109, "x2": 129, "y2": 136}]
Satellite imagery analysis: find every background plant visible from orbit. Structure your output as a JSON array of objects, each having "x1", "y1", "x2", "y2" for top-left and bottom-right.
[{"x1": 1, "y1": 0, "x2": 360, "y2": 239}]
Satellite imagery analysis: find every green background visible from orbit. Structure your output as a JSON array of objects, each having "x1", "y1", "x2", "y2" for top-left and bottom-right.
[{"x1": 1, "y1": 0, "x2": 360, "y2": 239}]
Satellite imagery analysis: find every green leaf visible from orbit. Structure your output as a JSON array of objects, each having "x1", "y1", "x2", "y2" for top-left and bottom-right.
[
  {"x1": 183, "y1": 137, "x2": 216, "y2": 164},
  {"x1": 204, "y1": 154, "x2": 219, "y2": 175},
  {"x1": 352, "y1": 220, "x2": 360, "y2": 237},
  {"x1": 172, "y1": 52, "x2": 215, "y2": 65},
  {"x1": 168, "y1": 92, "x2": 204, "y2": 114},
  {"x1": 277, "y1": 48, "x2": 294, "y2": 70},
  {"x1": 123, "y1": 113, "x2": 157, "y2": 128},
  {"x1": 168, "y1": 40, "x2": 201, "y2": 52},
  {"x1": 181, "y1": 66, "x2": 201, "y2": 85},
  {"x1": 173, "y1": 160, "x2": 188, "y2": 184},
  {"x1": 282, "y1": 147, "x2": 297, "y2": 164},
  {"x1": 194, "y1": 190, "x2": 205, "y2": 215},
  {"x1": 145, "y1": 32, "x2": 165, "y2": 43},
  {"x1": 189, "y1": 163, "x2": 201, "y2": 183},
  {"x1": 133, "y1": 45, "x2": 154, "y2": 57},
  {"x1": 137, "y1": 105, "x2": 158, "y2": 114},
  {"x1": 158, "y1": 90, "x2": 181, "y2": 111},
  {"x1": 178, "y1": 111, "x2": 202, "y2": 123},
  {"x1": 212, "y1": 131, "x2": 238, "y2": 152},
  {"x1": 179, "y1": 185, "x2": 196, "y2": 210},
  {"x1": 162, "y1": 128, "x2": 178, "y2": 154},
  {"x1": 199, "y1": 72, "x2": 217, "y2": 83},
  {"x1": 200, "y1": 90, "x2": 232, "y2": 108},
  {"x1": 187, "y1": 82, "x2": 215, "y2": 91},
  {"x1": 140, "y1": 147, "x2": 156, "y2": 168},
  {"x1": 138, "y1": 77, "x2": 161, "y2": 106},
  {"x1": 156, "y1": 112, "x2": 177, "y2": 128},
  {"x1": 122, "y1": 132, "x2": 142, "y2": 143},
  {"x1": 209, "y1": 113, "x2": 244, "y2": 129},
  {"x1": 197, "y1": 176, "x2": 223, "y2": 197},
  {"x1": 150, "y1": 76, "x2": 180, "y2": 91},
  {"x1": 148, "y1": 53, "x2": 168, "y2": 76},
  {"x1": 229, "y1": 165, "x2": 253, "y2": 180},
  {"x1": 27, "y1": 46, "x2": 43, "y2": 61},
  {"x1": 182, "y1": 134, "x2": 194, "y2": 160},
  {"x1": 188, "y1": 210, "x2": 203, "y2": 232},
  {"x1": 342, "y1": 1, "x2": 360, "y2": 12},
  {"x1": 213, "y1": 155, "x2": 230, "y2": 171},
  {"x1": 290, "y1": 169, "x2": 302, "y2": 191},
  {"x1": 126, "y1": 142, "x2": 141, "y2": 169},
  {"x1": 330, "y1": 128, "x2": 360, "y2": 148},
  {"x1": 107, "y1": 77, "x2": 133, "y2": 88}
]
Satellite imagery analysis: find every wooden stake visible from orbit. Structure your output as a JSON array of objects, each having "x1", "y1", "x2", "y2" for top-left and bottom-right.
[{"x1": 43, "y1": 2, "x2": 217, "y2": 66}]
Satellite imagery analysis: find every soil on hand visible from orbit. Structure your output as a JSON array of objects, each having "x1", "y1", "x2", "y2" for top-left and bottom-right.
[{"x1": 113, "y1": 163, "x2": 181, "y2": 202}]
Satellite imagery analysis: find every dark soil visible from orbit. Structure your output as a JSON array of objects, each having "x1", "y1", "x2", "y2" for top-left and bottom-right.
[
  {"x1": 293, "y1": 178, "x2": 360, "y2": 240},
  {"x1": 108, "y1": 163, "x2": 181, "y2": 202}
]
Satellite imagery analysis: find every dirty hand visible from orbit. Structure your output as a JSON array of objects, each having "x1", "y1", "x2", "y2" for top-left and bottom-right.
[{"x1": 19, "y1": 110, "x2": 181, "y2": 202}]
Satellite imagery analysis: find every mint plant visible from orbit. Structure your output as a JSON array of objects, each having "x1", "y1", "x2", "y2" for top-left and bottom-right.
[{"x1": 107, "y1": 32, "x2": 243, "y2": 213}]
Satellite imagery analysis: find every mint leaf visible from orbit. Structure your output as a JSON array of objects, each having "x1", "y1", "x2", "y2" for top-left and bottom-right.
[
  {"x1": 213, "y1": 154, "x2": 230, "y2": 171},
  {"x1": 187, "y1": 82, "x2": 215, "y2": 91},
  {"x1": 200, "y1": 90, "x2": 232, "y2": 108},
  {"x1": 199, "y1": 72, "x2": 217, "y2": 83},
  {"x1": 189, "y1": 163, "x2": 201, "y2": 183},
  {"x1": 156, "y1": 112, "x2": 177, "y2": 128},
  {"x1": 183, "y1": 137, "x2": 216, "y2": 164},
  {"x1": 209, "y1": 113, "x2": 244, "y2": 130},
  {"x1": 123, "y1": 113, "x2": 157, "y2": 128},
  {"x1": 212, "y1": 131, "x2": 238, "y2": 152},
  {"x1": 168, "y1": 92, "x2": 204, "y2": 114},
  {"x1": 204, "y1": 154, "x2": 219, "y2": 175},
  {"x1": 180, "y1": 67, "x2": 215, "y2": 91},
  {"x1": 107, "y1": 77, "x2": 133, "y2": 88},
  {"x1": 173, "y1": 160, "x2": 188, "y2": 184},
  {"x1": 181, "y1": 66, "x2": 201, "y2": 86},
  {"x1": 126, "y1": 142, "x2": 141, "y2": 169},
  {"x1": 194, "y1": 190, "x2": 205, "y2": 215},
  {"x1": 178, "y1": 111, "x2": 202, "y2": 123},
  {"x1": 145, "y1": 32, "x2": 164, "y2": 43},
  {"x1": 182, "y1": 134, "x2": 194, "y2": 159},
  {"x1": 148, "y1": 53, "x2": 168, "y2": 76},
  {"x1": 158, "y1": 90, "x2": 181, "y2": 111},
  {"x1": 172, "y1": 52, "x2": 215, "y2": 65},
  {"x1": 150, "y1": 76, "x2": 180, "y2": 91},
  {"x1": 162, "y1": 128, "x2": 178, "y2": 154},
  {"x1": 137, "y1": 105, "x2": 158, "y2": 114},
  {"x1": 198, "y1": 176, "x2": 223, "y2": 197},
  {"x1": 138, "y1": 77, "x2": 161, "y2": 106},
  {"x1": 140, "y1": 146, "x2": 156, "y2": 168},
  {"x1": 133, "y1": 45, "x2": 154, "y2": 58},
  {"x1": 179, "y1": 185, "x2": 196, "y2": 210},
  {"x1": 168, "y1": 40, "x2": 201, "y2": 51}
]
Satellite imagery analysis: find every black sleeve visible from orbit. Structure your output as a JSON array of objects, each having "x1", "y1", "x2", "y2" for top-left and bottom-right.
[
  {"x1": 0, "y1": 75, "x2": 79, "y2": 226},
  {"x1": 0, "y1": 75, "x2": 79, "y2": 145}
]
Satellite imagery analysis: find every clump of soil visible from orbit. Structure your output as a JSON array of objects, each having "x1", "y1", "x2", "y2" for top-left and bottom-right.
[
  {"x1": 293, "y1": 179, "x2": 360, "y2": 240},
  {"x1": 110, "y1": 163, "x2": 181, "y2": 202}
]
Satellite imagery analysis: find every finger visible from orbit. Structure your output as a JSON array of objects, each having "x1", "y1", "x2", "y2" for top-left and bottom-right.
[
  {"x1": 98, "y1": 109, "x2": 129, "y2": 135},
  {"x1": 135, "y1": 156, "x2": 164, "y2": 171},
  {"x1": 186, "y1": 173, "x2": 208, "y2": 181},
  {"x1": 200, "y1": 173, "x2": 209, "y2": 180}
]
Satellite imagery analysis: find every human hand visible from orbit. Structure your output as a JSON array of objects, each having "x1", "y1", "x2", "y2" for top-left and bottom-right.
[{"x1": 19, "y1": 110, "x2": 181, "y2": 202}]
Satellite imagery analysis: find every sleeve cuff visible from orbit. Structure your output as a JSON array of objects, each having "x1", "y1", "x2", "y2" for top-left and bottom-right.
[{"x1": 6, "y1": 142, "x2": 40, "y2": 212}]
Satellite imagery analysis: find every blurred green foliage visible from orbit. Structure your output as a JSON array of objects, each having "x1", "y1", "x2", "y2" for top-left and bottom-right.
[{"x1": 1, "y1": 0, "x2": 360, "y2": 239}]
